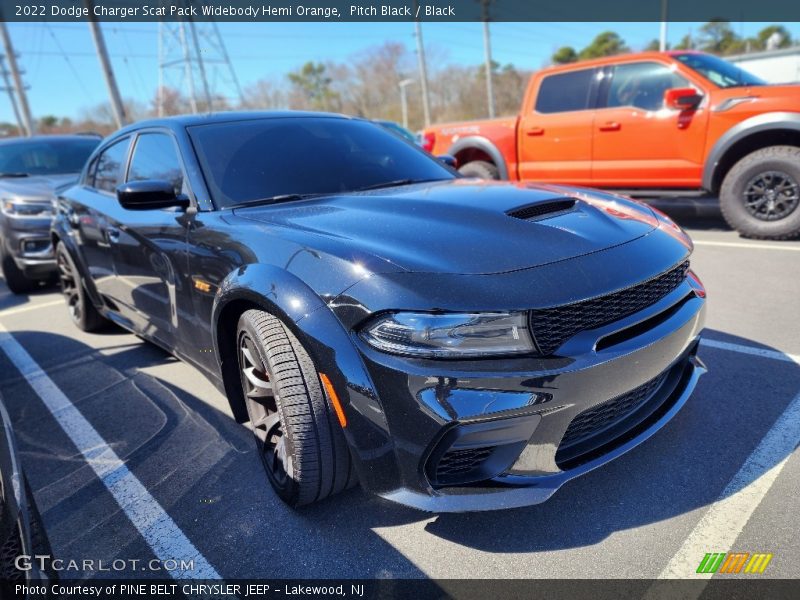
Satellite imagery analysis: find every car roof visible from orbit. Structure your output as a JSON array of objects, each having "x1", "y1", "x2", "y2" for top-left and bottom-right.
[
  {"x1": 113, "y1": 110, "x2": 357, "y2": 137},
  {"x1": 538, "y1": 50, "x2": 702, "y2": 76}
]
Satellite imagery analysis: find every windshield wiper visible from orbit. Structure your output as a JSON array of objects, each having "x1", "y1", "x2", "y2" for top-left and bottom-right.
[
  {"x1": 230, "y1": 193, "x2": 321, "y2": 209},
  {"x1": 353, "y1": 178, "x2": 445, "y2": 192},
  {"x1": 0, "y1": 172, "x2": 29, "y2": 178}
]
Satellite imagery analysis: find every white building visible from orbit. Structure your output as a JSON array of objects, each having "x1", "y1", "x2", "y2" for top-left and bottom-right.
[{"x1": 727, "y1": 46, "x2": 800, "y2": 84}]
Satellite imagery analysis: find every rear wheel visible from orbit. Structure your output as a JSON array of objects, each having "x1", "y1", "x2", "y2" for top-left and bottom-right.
[
  {"x1": 56, "y1": 242, "x2": 105, "y2": 332},
  {"x1": 719, "y1": 146, "x2": 800, "y2": 240},
  {"x1": 458, "y1": 160, "x2": 500, "y2": 180},
  {"x1": 236, "y1": 309, "x2": 355, "y2": 507},
  {"x1": 1, "y1": 252, "x2": 34, "y2": 294}
]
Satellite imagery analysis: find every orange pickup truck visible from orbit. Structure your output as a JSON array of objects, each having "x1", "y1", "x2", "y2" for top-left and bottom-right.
[{"x1": 422, "y1": 51, "x2": 800, "y2": 239}]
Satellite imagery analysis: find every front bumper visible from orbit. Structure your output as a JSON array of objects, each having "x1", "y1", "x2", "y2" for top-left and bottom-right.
[
  {"x1": 1, "y1": 217, "x2": 55, "y2": 279},
  {"x1": 349, "y1": 279, "x2": 706, "y2": 512}
]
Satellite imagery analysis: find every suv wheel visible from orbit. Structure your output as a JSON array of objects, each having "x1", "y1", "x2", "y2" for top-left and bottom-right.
[
  {"x1": 56, "y1": 242, "x2": 105, "y2": 332},
  {"x1": 236, "y1": 309, "x2": 355, "y2": 507},
  {"x1": 458, "y1": 160, "x2": 500, "y2": 180},
  {"x1": 720, "y1": 146, "x2": 800, "y2": 240},
  {"x1": 1, "y1": 252, "x2": 34, "y2": 294}
]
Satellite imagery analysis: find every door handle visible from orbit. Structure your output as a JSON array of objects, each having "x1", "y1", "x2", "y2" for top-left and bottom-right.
[
  {"x1": 107, "y1": 227, "x2": 120, "y2": 242},
  {"x1": 599, "y1": 121, "x2": 621, "y2": 132},
  {"x1": 525, "y1": 126, "x2": 545, "y2": 136}
]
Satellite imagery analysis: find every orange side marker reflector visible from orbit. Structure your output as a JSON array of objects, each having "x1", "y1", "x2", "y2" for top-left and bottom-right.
[{"x1": 319, "y1": 373, "x2": 347, "y2": 428}]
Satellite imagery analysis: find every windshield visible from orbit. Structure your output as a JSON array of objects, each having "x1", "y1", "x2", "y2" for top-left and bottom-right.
[
  {"x1": 188, "y1": 117, "x2": 454, "y2": 208},
  {"x1": 0, "y1": 137, "x2": 99, "y2": 176},
  {"x1": 673, "y1": 53, "x2": 766, "y2": 88}
]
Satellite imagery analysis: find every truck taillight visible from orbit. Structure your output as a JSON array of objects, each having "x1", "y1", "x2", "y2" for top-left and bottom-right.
[{"x1": 422, "y1": 131, "x2": 436, "y2": 153}]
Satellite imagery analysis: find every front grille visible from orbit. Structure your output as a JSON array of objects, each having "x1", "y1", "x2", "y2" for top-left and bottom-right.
[
  {"x1": 559, "y1": 370, "x2": 669, "y2": 450},
  {"x1": 435, "y1": 446, "x2": 494, "y2": 479},
  {"x1": 531, "y1": 261, "x2": 689, "y2": 355}
]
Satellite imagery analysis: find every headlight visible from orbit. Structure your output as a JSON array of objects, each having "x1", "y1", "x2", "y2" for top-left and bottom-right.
[
  {"x1": 1, "y1": 199, "x2": 54, "y2": 218},
  {"x1": 360, "y1": 311, "x2": 535, "y2": 358}
]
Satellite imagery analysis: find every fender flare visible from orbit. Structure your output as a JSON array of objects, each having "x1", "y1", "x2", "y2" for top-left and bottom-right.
[
  {"x1": 447, "y1": 136, "x2": 510, "y2": 179},
  {"x1": 703, "y1": 112, "x2": 800, "y2": 191},
  {"x1": 49, "y1": 218, "x2": 105, "y2": 309}
]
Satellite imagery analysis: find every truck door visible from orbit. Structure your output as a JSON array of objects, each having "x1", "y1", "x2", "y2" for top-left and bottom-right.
[
  {"x1": 517, "y1": 67, "x2": 600, "y2": 185},
  {"x1": 591, "y1": 61, "x2": 710, "y2": 188}
]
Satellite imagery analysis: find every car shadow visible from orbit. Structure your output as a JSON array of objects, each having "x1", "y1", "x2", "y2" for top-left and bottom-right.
[
  {"x1": 0, "y1": 277, "x2": 60, "y2": 312},
  {"x1": 1, "y1": 327, "x2": 797, "y2": 577}
]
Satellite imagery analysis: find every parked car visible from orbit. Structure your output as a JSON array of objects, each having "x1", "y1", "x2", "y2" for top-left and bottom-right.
[
  {"x1": 0, "y1": 390, "x2": 54, "y2": 588},
  {"x1": 53, "y1": 112, "x2": 706, "y2": 511},
  {"x1": 0, "y1": 135, "x2": 100, "y2": 293},
  {"x1": 373, "y1": 119, "x2": 419, "y2": 144},
  {"x1": 422, "y1": 51, "x2": 800, "y2": 240}
]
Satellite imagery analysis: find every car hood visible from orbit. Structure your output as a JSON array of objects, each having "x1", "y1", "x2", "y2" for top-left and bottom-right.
[
  {"x1": 233, "y1": 180, "x2": 658, "y2": 275},
  {"x1": 0, "y1": 173, "x2": 78, "y2": 201}
]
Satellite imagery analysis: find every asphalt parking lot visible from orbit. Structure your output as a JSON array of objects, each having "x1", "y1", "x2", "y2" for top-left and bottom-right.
[{"x1": 0, "y1": 203, "x2": 798, "y2": 584}]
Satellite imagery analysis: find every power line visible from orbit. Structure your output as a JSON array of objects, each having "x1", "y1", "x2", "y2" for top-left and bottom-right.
[{"x1": 44, "y1": 22, "x2": 94, "y2": 103}]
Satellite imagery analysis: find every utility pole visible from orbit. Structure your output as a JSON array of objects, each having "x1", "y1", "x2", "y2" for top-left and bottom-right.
[
  {"x1": 0, "y1": 22, "x2": 34, "y2": 136},
  {"x1": 659, "y1": 0, "x2": 668, "y2": 51},
  {"x1": 413, "y1": 5, "x2": 431, "y2": 128},
  {"x1": 0, "y1": 55, "x2": 24, "y2": 135},
  {"x1": 399, "y1": 78, "x2": 414, "y2": 130},
  {"x1": 85, "y1": 1, "x2": 127, "y2": 128},
  {"x1": 481, "y1": 0, "x2": 495, "y2": 118}
]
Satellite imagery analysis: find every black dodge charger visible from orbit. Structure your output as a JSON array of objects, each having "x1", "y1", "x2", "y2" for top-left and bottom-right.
[{"x1": 52, "y1": 112, "x2": 706, "y2": 512}]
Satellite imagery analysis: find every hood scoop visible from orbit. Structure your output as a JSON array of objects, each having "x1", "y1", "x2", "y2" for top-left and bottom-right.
[{"x1": 507, "y1": 198, "x2": 577, "y2": 221}]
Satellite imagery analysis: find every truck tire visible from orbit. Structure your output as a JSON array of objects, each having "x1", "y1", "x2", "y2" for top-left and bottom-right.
[
  {"x1": 719, "y1": 146, "x2": 800, "y2": 240},
  {"x1": 1, "y1": 252, "x2": 34, "y2": 294},
  {"x1": 459, "y1": 160, "x2": 500, "y2": 180},
  {"x1": 236, "y1": 309, "x2": 356, "y2": 507}
]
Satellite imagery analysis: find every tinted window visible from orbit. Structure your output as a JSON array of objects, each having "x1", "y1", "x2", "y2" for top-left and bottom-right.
[
  {"x1": 0, "y1": 138, "x2": 98, "y2": 176},
  {"x1": 607, "y1": 62, "x2": 690, "y2": 111},
  {"x1": 188, "y1": 117, "x2": 454, "y2": 208},
  {"x1": 674, "y1": 53, "x2": 764, "y2": 88},
  {"x1": 535, "y1": 69, "x2": 596, "y2": 113},
  {"x1": 93, "y1": 138, "x2": 130, "y2": 194},
  {"x1": 128, "y1": 133, "x2": 184, "y2": 195}
]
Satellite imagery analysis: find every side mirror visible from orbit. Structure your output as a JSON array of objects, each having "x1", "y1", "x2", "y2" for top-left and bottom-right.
[
  {"x1": 664, "y1": 87, "x2": 703, "y2": 111},
  {"x1": 437, "y1": 154, "x2": 458, "y2": 169},
  {"x1": 116, "y1": 180, "x2": 190, "y2": 211}
]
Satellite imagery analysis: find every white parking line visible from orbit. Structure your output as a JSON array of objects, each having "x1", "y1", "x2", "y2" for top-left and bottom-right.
[
  {"x1": 0, "y1": 321, "x2": 220, "y2": 580},
  {"x1": 693, "y1": 240, "x2": 800, "y2": 252},
  {"x1": 650, "y1": 340, "x2": 800, "y2": 591},
  {"x1": 0, "y1": 299, "x2": 63, "y2": 317}
]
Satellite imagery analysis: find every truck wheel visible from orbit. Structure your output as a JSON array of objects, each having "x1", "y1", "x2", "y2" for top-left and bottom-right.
[
  {"x1": 719, "y1": 146, "x2": 800, "y2": 240},
  {"x1": 1, "y1": 252, "x2": 34, "y2": 294},
  {"x1": 56, "y1": 242, "x2": 105, "y2": 332},
  {"x1": 459, "y1": 160, "x2": 500, "y2": 180},
  {"x1": 236, "y1": 309, "x2": 356, "y2": 507}
]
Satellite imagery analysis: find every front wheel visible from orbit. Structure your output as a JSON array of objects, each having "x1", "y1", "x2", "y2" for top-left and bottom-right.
[
  {"x1": 719, "y1": 146, "x2": 800, "y2": 240},
  {"x1": 236, "y1": 309, "x2": 356, "y2": 507},
  {"x1": 458, "y1": 160, "x2": 500, "y2": 180},
  {"x1": 1, "y1": 252, "x2": 34, "y2": 294},
  {"x1": 56, "y1": 242, "x2": 105, "y2": 332}
]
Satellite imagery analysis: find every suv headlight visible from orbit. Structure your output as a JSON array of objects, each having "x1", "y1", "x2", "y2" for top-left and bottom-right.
[
  {"x1": 360, "y1": 311, "x2": 534, "y2": 358},
  {"x1": 1, "y1": 199, "x2": 54, "y2": 218}
]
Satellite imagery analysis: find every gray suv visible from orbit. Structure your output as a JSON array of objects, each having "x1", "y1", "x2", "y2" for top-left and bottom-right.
[{"x1": 0, "y1": 135, "x2": 99, "y2": 293}]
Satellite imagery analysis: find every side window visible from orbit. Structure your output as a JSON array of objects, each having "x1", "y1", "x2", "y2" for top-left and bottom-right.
[
  {"x1": 535, "y1": 69, "x2": 596, "y2": 114},
  {"x1": 127, "y1": 133, "x2": 184, "y2": 196},
  {"x1": 94, "y1": 138, "x2": 130, "y2": 194},
  {"x1": 607, "y1": 62, "x2": 690, "y2": 112}
]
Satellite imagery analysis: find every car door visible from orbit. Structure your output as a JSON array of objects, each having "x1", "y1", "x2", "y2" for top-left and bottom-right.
[
  {"x1": 591, "y1": 61, "x2": 711, "y2": 188},
  {"x1": 65, "y1": 136, "x2": 132, "y2": 304},
  {"x1": 516, "y1": 67, "x2": 600, "y2": 184},
  {"x1": 105, "y1": 130, "x2": 192, "y2": 349}
]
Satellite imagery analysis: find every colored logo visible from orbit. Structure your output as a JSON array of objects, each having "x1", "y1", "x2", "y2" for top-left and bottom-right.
[{"x1": 696, "y1": 552, "x2": 773, "y2": 574}]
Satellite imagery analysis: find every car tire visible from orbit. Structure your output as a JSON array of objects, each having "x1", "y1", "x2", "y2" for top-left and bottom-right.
[
  {"x1": 719, "y1": 146, "x2": 800, "y2": 240},
  {"x1": 56, "y1": 242, "x2": 105, "y2": 332},
  {"x1": 1, "y1": 252, "x2": 34, "y2": 294},
  {"x1": 236, "y1": 309, "x2": 356, "y2": 507},
  {"x1": 458, "y1": 160, "x2": 500, "y2": 180}
]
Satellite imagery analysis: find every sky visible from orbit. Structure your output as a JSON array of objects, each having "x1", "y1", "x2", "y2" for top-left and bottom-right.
[{"x1": 3, "y1": 21, "x2": 800, "y2": 122}]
